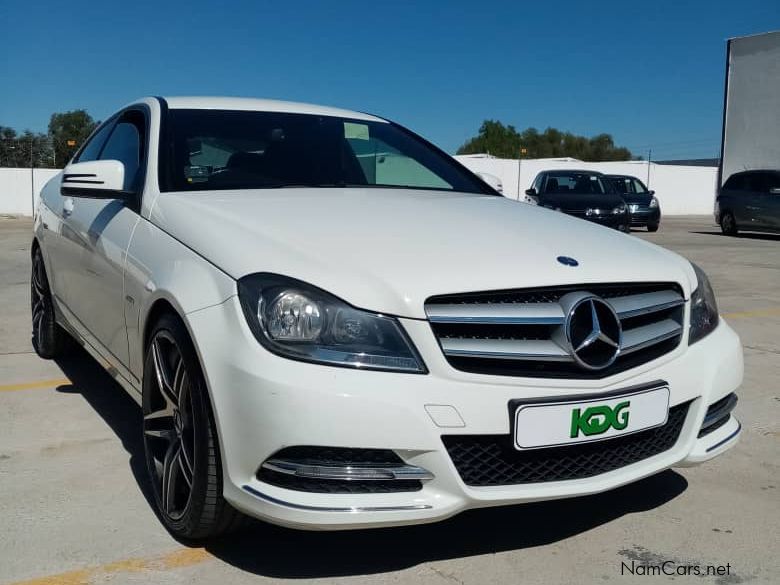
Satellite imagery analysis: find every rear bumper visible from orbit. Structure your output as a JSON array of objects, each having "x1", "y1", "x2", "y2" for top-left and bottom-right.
[{"x1": 187, "y1": 297, "x2": 743, "y2": 530}]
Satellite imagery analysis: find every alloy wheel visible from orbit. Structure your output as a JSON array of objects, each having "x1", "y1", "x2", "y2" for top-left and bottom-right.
[
  {"x1": 143, "y1": 332, "x2": 196, "y2": 521},
  {"x1": 31, "y1": 252, "x2": 48, "y2": 347}
]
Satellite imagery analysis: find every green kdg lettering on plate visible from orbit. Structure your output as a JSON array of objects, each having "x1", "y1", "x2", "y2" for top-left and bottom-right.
[{"x1": 570, "y1": 401, "x2": 631, "y2": 438}]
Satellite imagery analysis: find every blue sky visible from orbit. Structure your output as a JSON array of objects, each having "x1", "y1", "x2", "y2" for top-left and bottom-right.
[{"x1": 1, "y1": 0, "x2": 778, "y2": 158}]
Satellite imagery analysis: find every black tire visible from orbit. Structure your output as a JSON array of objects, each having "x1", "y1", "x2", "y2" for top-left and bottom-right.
[
  {"x1": 647, "y1": 223, "x2": 659, "y2": 233},
  {"x1": 31, "y1": 246, "x2": 72, "y2": 359},
  {"x1": 720, "y1": 212, "x2": 738, "y2": 236},
  {"x1": 142, "y1": 313, "x2": 245, "y2": 540}
]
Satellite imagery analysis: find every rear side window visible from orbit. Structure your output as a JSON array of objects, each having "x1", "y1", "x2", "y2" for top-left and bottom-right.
[{"x1": 74, "y1": 122, "x2": 114, "y2": 163}]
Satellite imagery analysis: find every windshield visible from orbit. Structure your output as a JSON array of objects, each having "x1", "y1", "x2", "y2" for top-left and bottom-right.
[
  {"x1": 161, "y1": 109, "x2": 494, "y2": 195},
  {"x1": 543, "y1": 172, "x2": 613, "y2": 195},
  {"x1": 609, "y1": 176, "x2": 649, "y2": 194}
]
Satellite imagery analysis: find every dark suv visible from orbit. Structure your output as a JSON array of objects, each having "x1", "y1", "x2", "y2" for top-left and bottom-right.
[
  {"x1": 605, "y1": 174, "x2": 661, "y2": 232},
  {"x1": 716, "y1": 170, "x2": 780, "y2": 235},
  {"x1": 525, "y1": 170, "x2": 630, "y2": 231}
]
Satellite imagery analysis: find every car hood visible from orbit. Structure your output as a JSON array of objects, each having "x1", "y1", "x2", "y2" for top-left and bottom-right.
[
  {"x1": 149, "y1": 188, "x2": 695, "y2": 318},
  {"x1": 620, "y1": 193, "x2": 654, "y2": 205},
  {"x1": 538, "y1": 192, "x2": 626, "y2": 209}
]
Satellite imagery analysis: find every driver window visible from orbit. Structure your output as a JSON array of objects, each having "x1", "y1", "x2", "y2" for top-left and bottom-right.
[{"x1": 99, "y1": 111, "x2": 145, "y2": 191}]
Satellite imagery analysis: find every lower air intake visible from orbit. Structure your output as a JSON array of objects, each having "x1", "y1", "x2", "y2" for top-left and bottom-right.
[{"x1": 443, "y1": 402, "x2": 690, "y2": 486}]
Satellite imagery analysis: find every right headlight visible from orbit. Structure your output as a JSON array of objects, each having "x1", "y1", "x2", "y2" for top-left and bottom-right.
[
  {"x1": 689, "y1": 263, "x2": 719, "y2": 345},
  {"x1": 237, "y1": 273, "x2": 426, "y2": 373}
]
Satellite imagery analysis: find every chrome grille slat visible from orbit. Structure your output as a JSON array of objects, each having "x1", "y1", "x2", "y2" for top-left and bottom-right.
[
  {"x1": 620, "y1": 319, "x2": 683, "y2": 355},
  {"x1": 426, "y1": 303, "x2": 565, "y2": 325},
  {"x1": 425, "y1": 283, "x2": 685, "y2": 379},
  {"x1": 607, "y1": 290, "x2": 685, "y2": 319},
  {"x1": 440, "y1": 338, "x2": 573, "y2": 361}
]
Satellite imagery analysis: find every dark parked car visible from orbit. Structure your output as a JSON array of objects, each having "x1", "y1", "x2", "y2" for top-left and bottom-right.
[
  {"x1": 605, "y1": 174, "x2": 661, "y2": 232},
  {"x1": 525, "y1": 170, "x2": 630, "y2": 231},
  {"x1": 716, "y1": 170, "x2": 780, "y2": 235}
]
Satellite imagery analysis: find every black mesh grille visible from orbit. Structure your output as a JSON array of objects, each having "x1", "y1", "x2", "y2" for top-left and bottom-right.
[
  {"x1": 442, "y1": 402, "x2": 690, "y2": 486},
  {"x1": 256, "y1": 446, "x2": 422, "y2": 494},
  {"x1": 427, "y1": 282, "x2": 684, "y2": 379}
]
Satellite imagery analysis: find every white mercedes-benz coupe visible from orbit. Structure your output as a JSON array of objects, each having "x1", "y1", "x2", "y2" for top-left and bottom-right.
[{"x1": 32, "y1": 97, "x2": 742, "y2": 539}]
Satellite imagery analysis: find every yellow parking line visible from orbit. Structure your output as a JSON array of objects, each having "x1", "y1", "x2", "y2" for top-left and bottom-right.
[
  {"x1": 722, "y1": 307, "x2": 780, "y2": 320},
  {"x1": 7, "y1": 548, "x2": 211, "y2": 585},
  {"x1": 0, "y1": 378, "x2": 70, "y2": 393}
]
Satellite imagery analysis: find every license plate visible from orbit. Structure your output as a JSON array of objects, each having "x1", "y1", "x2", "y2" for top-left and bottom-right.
[{"x1": 513, "y1": 386, "x2": 670, "y2": 450}]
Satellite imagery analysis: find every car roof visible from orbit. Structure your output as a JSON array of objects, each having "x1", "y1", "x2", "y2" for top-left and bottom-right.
[
  {"x1": 604, "y1": 174, "x2": 640, "y2": 180},
  {"x1": 544, "y1": 169, "x2": 605, "y2": 175},
  {"x1": 157, "y1": 96, "x2": 386, "y2": 123}
]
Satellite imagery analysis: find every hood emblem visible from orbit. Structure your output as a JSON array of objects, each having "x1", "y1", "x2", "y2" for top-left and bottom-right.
[
  {"x1": 557, "y1": 256, "x2": 579, "y2": 267},
  {"x1": 565, "y1": 296, "x2": 622, "y2": 370}
]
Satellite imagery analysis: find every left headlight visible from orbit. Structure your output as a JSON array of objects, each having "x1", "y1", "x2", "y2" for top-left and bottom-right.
[
  {"x1": 689, "y1": 263, "x2": 719, "y2": 345},
  {"x1": 649, "y1": 196, "x2": 659, "y2": 208},
  {"x1": 237, "y1": 273, "x2": 426, "y2": 373}
]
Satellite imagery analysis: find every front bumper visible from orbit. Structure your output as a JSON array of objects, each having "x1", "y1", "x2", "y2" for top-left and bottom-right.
[
  {"x1": 187, "y1": 297, "x2": 743, "y2": 530},
  {"x1": 628, "y1": 206, "x2": 661, "y2": 226}
]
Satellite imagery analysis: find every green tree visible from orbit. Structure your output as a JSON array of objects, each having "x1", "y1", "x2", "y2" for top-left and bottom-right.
[
  {"x1": 0, "y1": 126, "x2": 54, "y2": 168},
  {"x1": 457, "y1": 121, "x2": 634, "y2": 161},
  {"x1": 48, "y1": 109, "x2": 98, "y2": 167}
]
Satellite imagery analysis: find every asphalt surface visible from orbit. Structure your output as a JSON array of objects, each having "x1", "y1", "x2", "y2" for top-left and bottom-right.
[{"x1": 0, "y1": 215, "x2": 778, "y2": 585}]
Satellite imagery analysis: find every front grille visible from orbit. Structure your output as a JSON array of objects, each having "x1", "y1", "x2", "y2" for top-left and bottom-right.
[
  {"x1": 443, "y1": 402, "x2": 690, "y2": 486},
  {"x1": 425, "y1": 282, "x2": 685, "y2": 379}
]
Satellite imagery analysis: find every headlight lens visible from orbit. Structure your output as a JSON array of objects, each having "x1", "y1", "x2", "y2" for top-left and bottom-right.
[
  {"x1": 612, "y1": 204, "x2": 627, "y2": 214},
  {"x1": 649, "y1": 197, "x2": 659, "y2": 208},
  {"x1": 238, "y1": 273, "x2": 426, "y2": 373},
  {"x1": 689, "y1": 263, "x2": 719, "y2": 344}
]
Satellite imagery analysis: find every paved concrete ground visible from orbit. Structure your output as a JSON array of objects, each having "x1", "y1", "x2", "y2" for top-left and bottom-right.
[{"x1": 0, "y1": 216, "x2": 778, "y2": 585}]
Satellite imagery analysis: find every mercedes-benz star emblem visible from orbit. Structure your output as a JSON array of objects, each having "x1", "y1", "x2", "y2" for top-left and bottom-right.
[{"x1": 565, "y1": 296, "x2": 622, "y2": 370}]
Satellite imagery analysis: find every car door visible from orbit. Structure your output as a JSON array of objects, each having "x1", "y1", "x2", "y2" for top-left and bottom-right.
[
  {"x1": 753, "y1": 172, "x2": 780, "y2": 230},
  {"x1": 57, "y1": 108, "x2": 147, "y2": 368}
]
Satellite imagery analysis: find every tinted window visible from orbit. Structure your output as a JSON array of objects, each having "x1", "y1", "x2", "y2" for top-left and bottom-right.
[
  {"x1": 75, "y1": 122, "x2": 114, "y2": 163},
  {"x1": 162, "y1": 109, "x2": 493, "y2": 195},
  {"x1": 100, "y1": 114, "x2": 144, "y2": 191},
  {"x1": 723, "y1": 174, "x2": 744, "y2": 190},
  {"x1": 544, "y1": 172, "x2": 611, "y2": 195},
  {"x1": 753, "y1": 172, "x2": 780, "y2": 193}
]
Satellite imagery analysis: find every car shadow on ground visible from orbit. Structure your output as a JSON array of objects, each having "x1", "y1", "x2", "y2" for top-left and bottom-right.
[
  {"x1": 54, "y1": 346, "x2": 689, "y2": 579},
  {"x1": 690, "y1": 230, "x2": 780, "y2": 241},
  {"x1": 54, "y1": 348, "x2": 157, "y2": 513}
]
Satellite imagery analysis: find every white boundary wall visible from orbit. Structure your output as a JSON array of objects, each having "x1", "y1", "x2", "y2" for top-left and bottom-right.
[
  {"x1": 0, "y1": 168, "x2": 61, "y2": 216},
  {"x1": 455, "y1": 155, "x2": 717, "y2": 215},
  {"x1": 1, "y1": 160, "x2": 716, "y2": 216}
]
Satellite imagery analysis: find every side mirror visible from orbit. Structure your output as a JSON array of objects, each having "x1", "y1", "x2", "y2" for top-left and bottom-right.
[
  {"x1": 525, "y1": 188, "x2": 537, "y2": 196},
  {"x1": 61, "y1": 160, "x2": 128, "y2": 198},
  {"x1": 648, "y1": 190, "x2": 656, "y2": 196},
  {"x1": 476, "y1": 171, "x2": 503, "y2": 194}
]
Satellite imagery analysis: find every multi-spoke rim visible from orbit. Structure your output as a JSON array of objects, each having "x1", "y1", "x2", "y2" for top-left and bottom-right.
[
  {"x1": 143, "y1": 332, "x2": 196, "y2": 521},
  {"x1": 31, "y1": 252, "x2": 48, "y2": 345}
]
